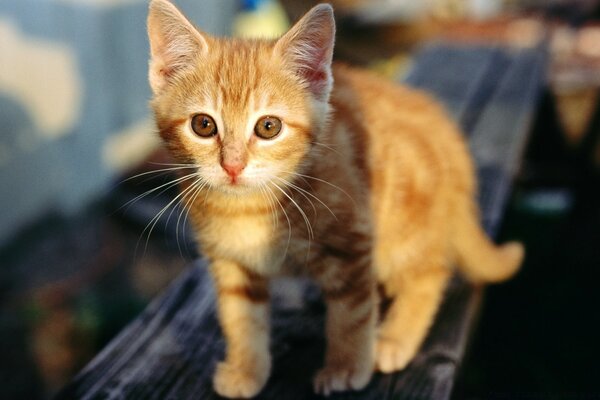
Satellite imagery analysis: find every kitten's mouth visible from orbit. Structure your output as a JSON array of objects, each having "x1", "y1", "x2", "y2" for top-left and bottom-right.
[
  {"x1": 223, "y1": 174, "x2": 243, "y2": 186},
  {"x1": 219, "y1": 176, "x2": 255, "y2": 193}
]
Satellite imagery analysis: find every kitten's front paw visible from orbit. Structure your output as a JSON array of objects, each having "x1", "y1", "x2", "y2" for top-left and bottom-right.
[
  {"x1": 313, "y1": 362, "x2": 372, "y2": 397},
  {"x1": 213, "y1": 360, "x2": 269, "y2": 399},
  {"x1": 375, "y1": 336, "x2": 417, "y2": 373}
]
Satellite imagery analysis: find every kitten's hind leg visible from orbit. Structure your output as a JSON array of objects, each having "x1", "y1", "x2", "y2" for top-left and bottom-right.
[{"x1": 376, "y1": 265, "x2": 451, "y2": 373}]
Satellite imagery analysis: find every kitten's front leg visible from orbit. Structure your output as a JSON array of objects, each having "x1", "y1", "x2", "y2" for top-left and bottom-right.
[
  {"x1": 210, "y1": 259, "x2": 271, "y2": 399},
  {"x1": 312, "y1": 258, "x2": 377, "y2": 396}
]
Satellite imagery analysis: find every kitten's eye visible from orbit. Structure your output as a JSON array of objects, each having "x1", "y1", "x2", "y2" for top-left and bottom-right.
[
  {"x1": 254, "y1": 116, "x2": 282, "y2": 139},
  {"x1": 191, "y1": 114, "x2": 217, "y2": 137}
]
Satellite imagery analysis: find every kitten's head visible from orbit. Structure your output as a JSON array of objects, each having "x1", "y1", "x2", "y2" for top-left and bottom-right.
[{"x1": 147, "y1": 0, "x2": 335, "y2": 194}]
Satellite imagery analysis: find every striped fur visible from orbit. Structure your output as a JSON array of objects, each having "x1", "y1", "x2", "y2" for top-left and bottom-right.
[{"x1": 147, "y1": 1, "x2": 523, "y2": 397}]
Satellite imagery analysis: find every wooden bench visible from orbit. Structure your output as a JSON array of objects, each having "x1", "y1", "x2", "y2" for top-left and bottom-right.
[{"x1": 56, "y1": 42, "x2": 546, "y2": 399}]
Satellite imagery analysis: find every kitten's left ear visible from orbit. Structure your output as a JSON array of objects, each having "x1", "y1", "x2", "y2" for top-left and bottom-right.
[
  {"x1": 147, "y1": 0, "x2": 209, "y2": 94},
  {"x1": 274, "y1": 4, "x2": 336, "y2": 102}
]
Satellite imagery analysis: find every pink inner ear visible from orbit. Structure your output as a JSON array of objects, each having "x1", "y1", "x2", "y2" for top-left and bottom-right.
[
  {"x1": 304, "y1": 67, "x2": 328, "y2": 96},
  {"x1": 292, "y1": 39, "x2": 332, "y2": 100}
]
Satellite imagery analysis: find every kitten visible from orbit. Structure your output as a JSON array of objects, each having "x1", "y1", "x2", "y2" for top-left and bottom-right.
[{"x1": 147, "y1": 1, "x2": 524, "y2": 397}]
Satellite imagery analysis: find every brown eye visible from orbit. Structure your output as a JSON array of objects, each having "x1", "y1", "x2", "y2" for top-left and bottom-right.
[
  {"x1": 191, "y1": 114, "x2": 217, "y2": 137},
  {"x1": 254, "y1": 116, "x2": 282, "y2": 139}
]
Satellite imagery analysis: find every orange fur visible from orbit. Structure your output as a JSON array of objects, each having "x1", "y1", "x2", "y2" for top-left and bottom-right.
[{"x1": 147, "y1": 1, "x2": 523, "y2": 397}]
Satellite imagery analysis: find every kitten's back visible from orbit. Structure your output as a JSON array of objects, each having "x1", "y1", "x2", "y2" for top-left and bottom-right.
[{"x1": 328, "y1": 65, "x2": 522, "y2": 284}]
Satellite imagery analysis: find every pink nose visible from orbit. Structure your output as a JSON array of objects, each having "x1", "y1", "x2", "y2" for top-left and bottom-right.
[{"x1": 221, "y1": 161, "x2": 245, "y2": 180}]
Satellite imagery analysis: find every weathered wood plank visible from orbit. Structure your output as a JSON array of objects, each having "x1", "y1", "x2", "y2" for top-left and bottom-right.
[
  {"x1": 468, "y1": 49, "x2": 547, "y2": 234},
  {"x1": 56, "y1": 43, "x2": 545, "y2": 400},
  {"x1": 404, "y1": 45, "x2": 511, "y2": 133},
  {"x1": 56, "y1": 264, "x2": 481, "y2": 400}
]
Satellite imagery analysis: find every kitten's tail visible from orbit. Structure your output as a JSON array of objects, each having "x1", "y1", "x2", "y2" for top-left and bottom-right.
[{"x1": 452, "y1": 204, "x2": 524, "y2": 284}]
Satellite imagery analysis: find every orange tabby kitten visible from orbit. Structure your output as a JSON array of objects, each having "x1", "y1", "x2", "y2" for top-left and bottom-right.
[{"x1": 147, "y1": 1, "x2": 524, "y2": 397}]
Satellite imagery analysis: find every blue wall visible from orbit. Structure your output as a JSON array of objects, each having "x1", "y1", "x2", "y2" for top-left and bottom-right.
[{"x1": 0, "y1": 0, "x2": 236, "y2": 246}]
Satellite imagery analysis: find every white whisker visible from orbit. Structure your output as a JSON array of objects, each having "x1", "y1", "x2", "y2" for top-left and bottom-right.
[
  {"x1": 120, "y1": 164, "x2": 199, "y2": 183},
  {"x1": 264, "y1": 182, "x2": 292, "y2": 263},
  {"x1": 258, "y1": 184, "x2": 279, "y2": 229},
  {"x1": 181, "y1": 180, "x2": 208, "y2": 239},
  {"x1": 283, "y1": 170, "x2": 356, "y2": 207},
  {"x1": 118, "y1": 171, "x2": 199, "y2": 214},
  {"x1": 136, "y1": 177, "x2": 201, "y2": 255},
  {"x1": 274, "y1": 176, "x2": 317, "y2": 218},
  {"x1": 311, "y1": 141, "x2": 341, "y2": 156},
  {"x1": 148, "y1": 161, "x2": 202, "y2": 167},
  {"x1": 276, "y1": 176, "x2": 338, "y2": 221},
  {"x1": 271, "y1": 181, "x2": 314, "y2": 241},
  {"x1": 175, "y1": 178, "x2": 206, "y2": 257}
]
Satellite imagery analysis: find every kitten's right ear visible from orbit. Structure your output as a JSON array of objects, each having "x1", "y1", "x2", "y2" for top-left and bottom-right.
[{"x1": 147, "y1": 0, "x2": 208, "y2": 94}]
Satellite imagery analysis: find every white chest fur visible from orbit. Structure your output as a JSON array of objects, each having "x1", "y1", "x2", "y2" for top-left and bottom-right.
[{"x1": 199, "y1": 213, "x2": 281, "y2": 274}]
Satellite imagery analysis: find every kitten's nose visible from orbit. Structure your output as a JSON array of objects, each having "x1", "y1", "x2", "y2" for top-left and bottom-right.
[{"x1": 221, "y1": 161, "x2": 245, "y2": 181}]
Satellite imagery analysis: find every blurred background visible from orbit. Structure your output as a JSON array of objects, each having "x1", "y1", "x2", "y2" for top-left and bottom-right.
[{"x1": 0, "y1": 0, "x2": 599, "y2": 398}]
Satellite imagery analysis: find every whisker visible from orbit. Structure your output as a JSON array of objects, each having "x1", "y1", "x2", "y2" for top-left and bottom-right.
[
  {"x1": 265, "y1": 182, "x2": 292, "y2": 263},
  {"x1": 136, "y1": 177, "x2": 201, "y2": 256},
  {"x1": 274, "y1": 176, "x2": 317, "y2": 218},
  {"x1": 181, "y1": 179, "x2": 207, "y2": 235},
  {"x1": 311, "y1": 141, "x2": 342, "y2": 156},
  {"x1": 118, "y1": 172, "x2": 199, "y2": 214},
  {"x1": 276, "y1": 176, "x2": 338, "y2": 221},
  {"x1": 271, "y1": 181, "x2": 314, "y2": 241},
  {"x1": 179, "y1": 178, "x2": 210, "y2": 253},
  {"x1": 165, "y1": 176, "x2": 207, "y2": 244},
  {"x1": 258, "y1": 184, "x2": 279, "y2": 229},
  {"x1": 204, "y1": 181, "x2": 214, "y2": 204},
  {"x1": 148, "y1": 162, "x2": 201, "y2": 167},
  {"x1": 175, "y1": 178, "x2": 205, "y2": 257},
  {"x1": 120, "y1": 165, "x2": 199, "y2": 184},
  {"x1": 271, "y1": 179, "x2": 314, "y2": 266},
  {"x1": 283, "y1": 170, "x2": 357, "y2": 207}
]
